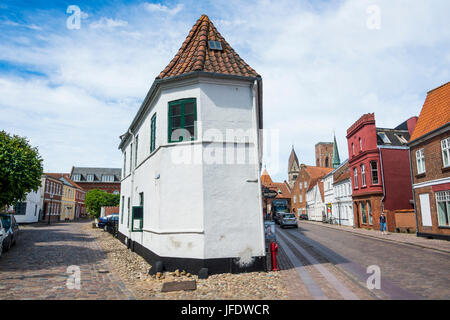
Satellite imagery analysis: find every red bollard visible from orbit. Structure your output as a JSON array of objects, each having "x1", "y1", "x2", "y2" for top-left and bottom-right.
[{"x1": 270, "y1": 241, "x2": 279, "y2": 271}]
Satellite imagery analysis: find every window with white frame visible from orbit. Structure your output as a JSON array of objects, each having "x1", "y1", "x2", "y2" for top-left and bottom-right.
[
  {"x1": 293, "y1": 195, "x2": 297, "y2": 204},
  {"x1": 354, "y1": 168, "x2": 358, "y2": 188},
  {"x1": 441, "y1": 138, "x2": 450, "y2": 168},
  {"x1": 299, "y1": 194, "x2": 303, "y2": 203},
  {"x1": 87, "y1": 174, "x2": 94, "y2": 182},
  {"x1": 416, "y1": 148, "x2": 426, "y2": 174},
  {"x1": 436, "y1": 191, "x2": 450, "y2": 227},
  {"x1": 72, "y1": 174, "x2": 81, "y2": 182},
  {"x1": 359, "y1": 138, "x2": 362, "y2": 151},
  {"x1": 102, "y1": 175, "x2": 114, "y2": 182},
  {"x1": 371, "y1": 161, "x2": 379, "y2": 184},
  {"x1": 361, "y1": 164, "x2": 366, "y2": 186}
]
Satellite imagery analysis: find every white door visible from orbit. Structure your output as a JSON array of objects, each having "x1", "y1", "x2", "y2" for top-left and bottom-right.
[{"x1": 419, "y1": 193, "x2": 432, "y2": 227}]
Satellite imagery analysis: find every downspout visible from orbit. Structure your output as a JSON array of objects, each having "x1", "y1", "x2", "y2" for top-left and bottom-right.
[
  {"x1": 378, "y1": 147, "x2": 386, "y2": 224},
  {"x1": 408, "y1": 147, "x2": 419, "y2": 236},
  {"x1": 128, "y1": 129, "x2": 135, "y2": 241}
]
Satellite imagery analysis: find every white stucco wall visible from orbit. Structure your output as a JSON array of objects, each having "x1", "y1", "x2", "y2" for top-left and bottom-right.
[
  {"x1": 118, "y1": 76, "x2": 264, "y2": 261},
  {"x1": 332, "y1": 178, "x2": 354, "y2": 226},
  {"x1": 12, "y1": 188, "x2": 41, "y2": 223}
]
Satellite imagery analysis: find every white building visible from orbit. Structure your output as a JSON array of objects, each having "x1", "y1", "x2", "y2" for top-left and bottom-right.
[
  {"x1": 10, "y1": 187, "x2": 41, "y2": 224},
  {"x1": 332, "y1": 160, "x2": 354, "y2": 226},
  {"x1": 306, "y1": 180, "x2": 326, "y2": 222},
  {"x1": 323, "y1": 171, "x2": 334, "y2": 222},
  {"x1": 117, "y1": 15, "x2": 265, "y2": 275}
]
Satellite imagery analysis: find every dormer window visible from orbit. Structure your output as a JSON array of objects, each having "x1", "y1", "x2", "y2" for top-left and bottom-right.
[
  {"x1": 72, "y1": 174, "x2": 81, "y2": 182},
  {"x1": 378, "y1": 132, "x2": 391, "y2": 144},
  {"x1": 102, "y1": 175, "x2": 115, "y2": 182},
  {"x1": 395, "y1": 134, "x2": 408, "y2": 144},
  {"x1": 208, "y1": 40, "x2": 223, "y2": 51},
  {"x1": 87, "y1": 174, "x2": 94, "y2": 182}
]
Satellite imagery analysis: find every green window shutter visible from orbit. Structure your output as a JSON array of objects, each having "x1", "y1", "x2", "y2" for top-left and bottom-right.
[
  {"x1": 168, "y1": 98, "x2": 197, "y2": 143},
  {"x1": 150, "y1": 113, "x2": 157, "y2": 152}
]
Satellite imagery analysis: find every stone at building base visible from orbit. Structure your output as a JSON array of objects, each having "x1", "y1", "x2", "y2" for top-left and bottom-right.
[
  {"x1": 417, "y1": 232, "x2": 450, "y2": 241},
  {"x1": 148, "y1": 261, "x2": 164, "y2": 275},
  {"x1": 198, "y1": 268, "x2": 208, "y2": 279},
  {"x1": 118, "y1": 231, "x2": 266, "y2": 275}
]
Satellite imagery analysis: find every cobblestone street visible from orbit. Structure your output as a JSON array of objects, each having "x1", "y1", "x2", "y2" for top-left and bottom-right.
[
  {"x1": 0, "y1": 221, "x2": 135, "y2": 300},
  {"x1": 276, "y1": 222, "x2": 450, "y2": 300}
]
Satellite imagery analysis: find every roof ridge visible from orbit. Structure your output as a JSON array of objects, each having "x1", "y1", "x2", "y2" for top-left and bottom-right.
[{"x1": 427, "y1": 81, "x2": 450, "y2": 94}]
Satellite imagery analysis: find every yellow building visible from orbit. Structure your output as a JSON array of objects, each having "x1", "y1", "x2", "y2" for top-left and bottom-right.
[{"x1": 61, "y1": 182, "x2": 76, "y2": 221}]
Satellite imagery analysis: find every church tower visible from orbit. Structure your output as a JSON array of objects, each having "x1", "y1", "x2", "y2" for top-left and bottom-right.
[
  {"x1": 332, "y1": 134, "x2": 341, "y2": 169},
  {"x1": 288, "y1": 146, "x2": 300, "y2": 188}
]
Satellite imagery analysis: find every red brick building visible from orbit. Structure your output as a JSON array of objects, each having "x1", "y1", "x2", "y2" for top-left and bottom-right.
[
  {"x1": 69, "y1": 167, "x2": 121, "y2": 194},
  {"x1": 347, "y1": 113, "x2": 417, "y2": 232},
  {"x1": 408, "y1": 82, "x2": 450, "y2": 240},
  {"x1": 315, "y1": 142, "x2": 334, "y2": 168},
  {"x1": 40, "y1": 174, "x2": 63, "y2": 222},
  {"x1": 290, "y1": 164, "x2": 333, "y2": 218}
]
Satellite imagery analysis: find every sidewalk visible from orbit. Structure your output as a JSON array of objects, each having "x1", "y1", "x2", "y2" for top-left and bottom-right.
[{"x1": 300, "y1": 220, "x2": 450, "y2": 254}]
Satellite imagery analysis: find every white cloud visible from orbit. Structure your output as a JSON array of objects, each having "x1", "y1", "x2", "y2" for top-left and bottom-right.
[
  {"x1": 144, "y1": 3, "x2": 184, "y2": 15},
  {"x1": 0, "y1": 0, "x2": 449, "y2": 179}
]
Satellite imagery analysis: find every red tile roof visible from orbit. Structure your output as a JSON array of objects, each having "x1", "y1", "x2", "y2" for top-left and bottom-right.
[
  {"x1": 410, "y1": 82, "x2": 450, "y2": 141},
  {"x1": 261, "y1": 170, "x2": 291, "y2": 199},
  {"x1": 157, "y1": 15, "x2": 259, "y2": 79}
]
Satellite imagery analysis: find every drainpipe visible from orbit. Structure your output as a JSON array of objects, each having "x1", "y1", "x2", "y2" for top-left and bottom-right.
[
  {"x1": 378, "y1": 147, "x2": 386, "y2": 226},
  {"x1": 408, "y1": 147, "x2": 419, "y2": 236},
  {"x1": 128, "y1": 129, "x2": 135, "y2": 241}
]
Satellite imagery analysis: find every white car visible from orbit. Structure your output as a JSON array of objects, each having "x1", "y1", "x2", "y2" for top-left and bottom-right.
[{"x1": 0, "y1": 219, "x2": 7, "y2": 257}]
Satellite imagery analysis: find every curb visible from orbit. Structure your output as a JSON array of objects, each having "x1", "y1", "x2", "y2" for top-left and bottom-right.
[{"x1": 300, "y1": 220, "x2": 450, "y2": 254}]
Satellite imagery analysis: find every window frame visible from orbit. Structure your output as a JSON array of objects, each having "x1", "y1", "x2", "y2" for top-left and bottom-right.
[
  {"x1": 416, "y1": 148, "x2": 426, "y2": 174},
  {"x1": 361, "y1": 164, "x2": 366, "y2": 187},
  {"x1": 441, "y1": 138, "x2": 450, "y2": 168},
  {"x1": 370, "y1": 161, "x2": 379, "y2": 185},
  {"x1": 354, "y1": 168, "x2": 359, "y2": 189},
  {"x1": 168, "y1": 98, "x2": 197, "y2": 143},
  {"x1": 436, "y1": 191, "x2": 450, "y2": 227}
]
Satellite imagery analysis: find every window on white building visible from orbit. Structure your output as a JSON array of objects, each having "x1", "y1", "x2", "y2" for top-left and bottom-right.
[
  {"x1": 123, "y1": 152, "x2": 127, "y2": 178},
  {"x1": 416, "y1": 149, "x2": 426, "y2": 174},
  {"x1": 436, "y1": 191, "x2": 450, "y2": 227},
  {"x1": 441, "y1": 138, "x2": 450, "y2": 168}
]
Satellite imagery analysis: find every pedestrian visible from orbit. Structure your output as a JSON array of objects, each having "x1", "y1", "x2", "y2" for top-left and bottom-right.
[{"x1": 380, "y1": 213, "x2": 387, "y2": 235}]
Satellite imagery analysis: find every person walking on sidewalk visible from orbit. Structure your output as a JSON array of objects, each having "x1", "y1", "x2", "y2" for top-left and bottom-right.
[{"x1": 380, "y1": 213, "x2": 387, "y2": 235}]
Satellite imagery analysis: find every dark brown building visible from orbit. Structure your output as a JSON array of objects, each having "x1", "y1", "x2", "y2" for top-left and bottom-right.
[
  {"x1": 41, "y1": 174, "x2": 63, "y2": 222},
  {"x1": 69, "y1": 167, "x2": 121, "y2": 194},
  {"x1": 408, "y1": 82, "x2": 450, "y2": 240}
]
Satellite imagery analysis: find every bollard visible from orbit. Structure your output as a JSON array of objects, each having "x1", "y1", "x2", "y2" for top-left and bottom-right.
[{"x1": 270, "y1": 241, "x2": 279, "y2": 271}]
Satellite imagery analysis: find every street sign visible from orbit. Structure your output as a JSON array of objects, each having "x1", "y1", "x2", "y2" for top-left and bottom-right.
[{"x1": 262, "y1": 188, "x2": 277, "y2": 198}]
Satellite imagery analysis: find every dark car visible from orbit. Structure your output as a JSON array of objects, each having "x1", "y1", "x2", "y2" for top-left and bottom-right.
[
  {"x1": 279, "y1": 213, "x2": 298, "y2": 229},
  {"x1": 0, "y1": 213, "x2": 19, "y2": 252},
  {"x1": 98, "y1": 214, "x2": 119, "y2": 230},
  {"x1": 273, "y1": 211, "x2": 285, "y2": 224},
  {"x1": 299, "y1": 213, "x2": 308, "y2": 220}
]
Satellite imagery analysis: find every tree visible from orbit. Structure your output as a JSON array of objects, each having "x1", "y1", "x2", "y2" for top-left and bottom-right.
[
  {"x1": 0, "y1": 131, "x2": 43, "y2": 210},
  {"x1": 85, "y1": 189, "x2": 120, "y2": 218}
]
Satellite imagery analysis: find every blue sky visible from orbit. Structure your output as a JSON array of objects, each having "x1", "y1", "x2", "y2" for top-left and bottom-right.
[{"x1": 0, "y1": 0, "x2": 449, "y2": 182}]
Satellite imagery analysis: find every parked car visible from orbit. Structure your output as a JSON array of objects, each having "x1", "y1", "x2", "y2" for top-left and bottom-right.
[
  {"x1": 279, "y1": 213, "x2": 298, "y2": 229},
  {"x1": 0, "y1": 213, "x2": 19, "y2": 252},
  {"x1": 273, "y1": 211, "x2": 285, "y2": 224},
  {"x1": 98, "y1": 214, "x2": 119, "y2": 230},
  {"x1": 0, "y1": 219, "x2": 8, "y2": 257},
  {"x1": 299, "y1": 213, "x2": 308, "y2": 220}
]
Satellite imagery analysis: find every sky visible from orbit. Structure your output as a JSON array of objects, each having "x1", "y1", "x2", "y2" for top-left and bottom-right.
[{"x1": 0, "y1": 0, "x2": 449, "y2": 182}]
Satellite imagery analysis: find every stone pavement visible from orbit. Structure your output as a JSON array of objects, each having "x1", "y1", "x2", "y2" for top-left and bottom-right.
[
  {"x1": 300, "y1": 220, "x2": 450, "y2": 253},
  {"x1": 0, "y1": 221, "x2": 135, "y2": 300}
]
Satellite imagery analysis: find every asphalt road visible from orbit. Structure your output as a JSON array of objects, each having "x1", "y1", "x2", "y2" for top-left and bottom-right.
[{"x1": 276, "y1": 222, "x2": 450, "y2": 300}]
